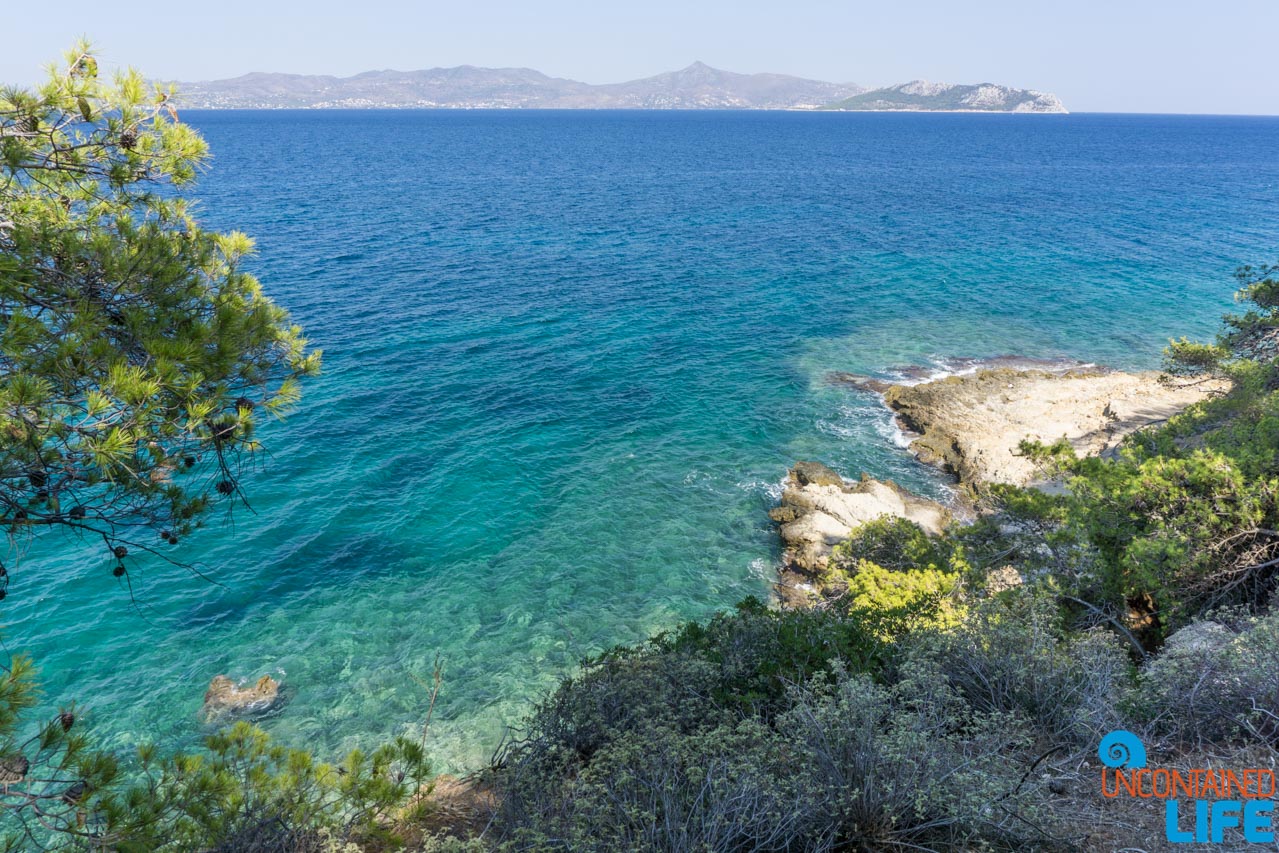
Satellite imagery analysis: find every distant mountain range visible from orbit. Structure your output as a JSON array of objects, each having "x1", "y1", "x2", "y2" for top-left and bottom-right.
[{"x1": 173, "y1": 62, "x2": 1067, "y2": 113}]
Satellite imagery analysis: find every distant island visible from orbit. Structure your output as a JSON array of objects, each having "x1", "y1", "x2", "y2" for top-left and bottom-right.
[
  {"x1": 172, "y1": 61, "x2": 1067, "y2": 113},
  {"x1": 823, "y1": 80, "x2": 1065, "y2": 113}
]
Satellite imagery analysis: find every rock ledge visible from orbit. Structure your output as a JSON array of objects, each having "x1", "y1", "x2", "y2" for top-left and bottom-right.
[{"x1": 880, "y1": 368, "x2": 1224, "y2": 488}]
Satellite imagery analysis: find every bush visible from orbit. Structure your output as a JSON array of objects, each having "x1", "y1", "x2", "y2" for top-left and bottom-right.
[
  {"x1": 658, "y1": 597, "x2": 894, "y2": 716},
  {"x1": 493, "y1": 601, "x2": 895, "y2": 849},
  {"x1": 519, "y1": 651, "x2": 727, "y2": 763},
  {"x1": 0, "y1": 653, "x2": 123, "y2": 850},
  {"x1": 496, "y1": 660, "x2": 1061, "y2": 852},
  {"x1": 780, "y1": 662, "x2": 1045, "y2": 851},
  {"x1": 1135, "y1": 609, "x2": 1279, "y2": 748},
  {"x1": 104, "y1": 723, "x2": 431, "y2": 852},
  {"x1": 501, "y1": 720, "x2": 820, "y2": 852},
  {"x1": 492, "y1": 591, "x2": 1082, "y2": 852},
  {"x1": 830, "y1": 517, "x2": 967, "y2": 575},
  {"x1": 842, "y1": 559, "x2": 962, "y2": 636},
  {"x1": 907, "y1": 589, "x2": 1130, "y2": 747}
]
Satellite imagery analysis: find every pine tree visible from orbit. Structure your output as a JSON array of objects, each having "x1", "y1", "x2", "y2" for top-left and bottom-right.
[{"x1": 0, "y1": 42, "x2": 320, "y2": 589}]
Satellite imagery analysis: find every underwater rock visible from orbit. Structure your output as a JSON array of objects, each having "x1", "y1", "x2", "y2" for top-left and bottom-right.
[
  {"x1": 202, "y1": 674, "x2": 283, "y2": 722},
  {"x1": 827, "y1": 372, "x2": 896, "y2": 394}
]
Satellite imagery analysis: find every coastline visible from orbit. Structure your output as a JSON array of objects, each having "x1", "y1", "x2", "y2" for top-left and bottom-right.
[
  {"x1": 796, "y1": 107, "x2": 1070, "y2": 114},
  {"x1": 770, "y1": 360, "x2": 1225, "y2": 605}
]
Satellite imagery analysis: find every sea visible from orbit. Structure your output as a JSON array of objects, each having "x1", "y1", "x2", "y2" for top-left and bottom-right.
[{"x1": 5, "y1": 110, "x2": 1278, "y2": 770}]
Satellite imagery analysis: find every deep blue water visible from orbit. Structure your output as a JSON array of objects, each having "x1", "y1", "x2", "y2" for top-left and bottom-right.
[{"x1": 5, "y1": 111, "x2": 1278, "y2": 770}]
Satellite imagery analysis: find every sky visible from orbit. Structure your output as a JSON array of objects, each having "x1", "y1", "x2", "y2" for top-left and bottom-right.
[{"x1": 4, "y1": 0, "x2": 1278, "y2": 114}]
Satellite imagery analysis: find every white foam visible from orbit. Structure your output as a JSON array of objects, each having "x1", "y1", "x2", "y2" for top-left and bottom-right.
[
  {"x1": 884, "y1": 355, "x2": 1099, "y2": 386},
  {"x1": 736, "y1": 478, "x2": 784, "y2": 501}
]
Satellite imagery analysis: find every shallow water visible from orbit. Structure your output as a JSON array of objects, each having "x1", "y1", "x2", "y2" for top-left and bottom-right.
[{"x1": 5, "y1": 110, "x2": 1279, "y2": 770}]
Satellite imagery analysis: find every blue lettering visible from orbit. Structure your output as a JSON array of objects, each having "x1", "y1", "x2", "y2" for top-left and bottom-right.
[
  {"x1": 1165, "y1": 800, "x2": 1194, "y2": 843},
  {"x1": 1211, "y1": 800, "x2": 1242, "y2": 843},
  {"x1": 1245, "y1": 800, "x2": 1275, "y2": 843}
]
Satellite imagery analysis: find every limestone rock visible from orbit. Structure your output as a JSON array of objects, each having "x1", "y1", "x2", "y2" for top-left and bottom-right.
[
  {"x1": 881, "y1": 368, "x2": 1226, "y2": 488},
  {"x1": 985, "y1": 566, "x2": 1023, "y2": 594},
  {"x1": 790, "y1": 460, "x2": 845, "y2": 488},
  {"x1": 771, "y1": 462, "x2": 950, "y2": 577},
  {"x1": 1162, "y1": 621, "x2": 1233, "y2": 655}
]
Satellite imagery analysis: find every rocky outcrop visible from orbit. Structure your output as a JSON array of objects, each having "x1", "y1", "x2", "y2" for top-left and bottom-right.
[
  {"x1": 202, "y1": 674, "x2": 283, "y2": 722},
  {"x1": 769, "y1": 462, "x2": 950, "y2": 581},
  {"x1": 772, "y1": 362, "x2": 1223, "y2": 608},
  {"x1": 1162, "y1": 621, "x2": 1233, "y2": 655},
  {"x1": 880, "y1": 368, "x2": 1225, "y2": 488}
]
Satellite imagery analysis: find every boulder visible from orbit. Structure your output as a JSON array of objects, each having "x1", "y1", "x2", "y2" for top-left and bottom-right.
[
  {"x1": 1162, "y1": 621, "x2": 1234, "y2": 656},
  {"x1": 984, "y1": 565, "x2": 1023, "y2": 594},
  {"x1": 790, "y1": 460, "x2": 845, "y2": 488},
  {"x1": 202, "y1": 674, "x2": 283, "y2": 722}
]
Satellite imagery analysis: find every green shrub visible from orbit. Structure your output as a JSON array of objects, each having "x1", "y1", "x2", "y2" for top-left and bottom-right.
[
  {"x1": 500, "y1": 720, "x2": 818, "y2": 852},
  {"x1": 493, "y1": 592, "x2": 1081, "y2": 852},
  {"x1": 0, "y1": 653, "x2": 123, "y2": 851},
  {"x1": 842, "y1": 559, "x2": 963, "y2": 636},
  {"x1": 780, "y1": 661, "x2": 1045, "y2": 851},
  {"x1": 907, "y1": 589, "x2": 1130, "y2": 746},
  {"x1": 0, "y1": 651, "x2": 431, "y2": 852},
  {"x1": 659, "y1": 597, "x2": 894, "y2": 715},
  {"x1": 521, "y1": 651, "x2": 727, "y2": 763},
  {"x1": 496, "y1": 658, "x2": 1060, "y2": 852},
  {"x1": 105, "y1": 722, "x2": 431, "y2": 852},
  {"x1": 831, "y1": 517, "x2": 969, "y2": 575},
  {"x1": 967, "y1": 442, "x2": 1279, "y2": 637}
]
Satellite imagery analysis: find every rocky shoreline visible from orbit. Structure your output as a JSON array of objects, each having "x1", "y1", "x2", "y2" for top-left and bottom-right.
[
  {"x1": 769, "y1": 461, "x2": 953, "y2": 606},
  {"x1": 772, "y1": 361, "x2": 1226, "y2": 604},
  {"x1": 881, "y1": 367, "x2": 1226, "y2": 488}
]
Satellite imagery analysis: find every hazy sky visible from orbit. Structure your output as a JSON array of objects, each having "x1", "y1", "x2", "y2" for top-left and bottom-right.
[{"x1": 5, "y1": 0, "x2": 1278, "y2": 114}]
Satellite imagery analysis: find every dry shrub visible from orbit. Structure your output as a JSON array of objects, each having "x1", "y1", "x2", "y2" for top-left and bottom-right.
[
  {"x1": 1137, "y1": 609, "x2": 1279, "y2": 748},
  {"x1": 908, "y1": 589, "x2": 1130, "y2": 747}
]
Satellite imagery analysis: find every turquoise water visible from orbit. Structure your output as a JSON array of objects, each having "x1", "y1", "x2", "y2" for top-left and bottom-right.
[{"x1": 5, "y1": 111, "x2": 1279, "y2": 770}]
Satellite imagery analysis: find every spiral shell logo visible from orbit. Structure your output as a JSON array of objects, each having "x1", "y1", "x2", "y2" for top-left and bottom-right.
[
  {"x1": 1098, "y1": 730, "x2": 1147, "y2": 770},
  {"x1": 1097, "y1": 730, "x2": 1276, "y2": 844}
]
